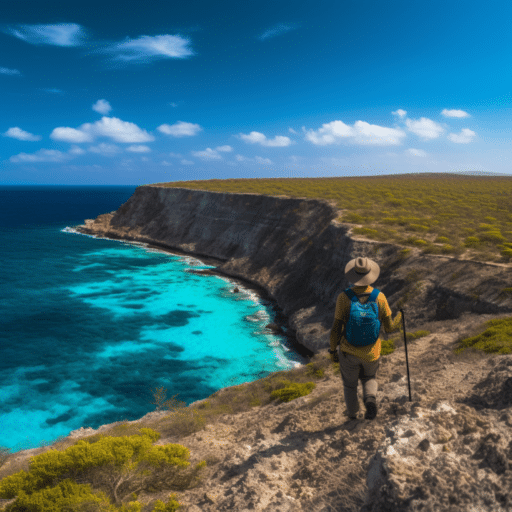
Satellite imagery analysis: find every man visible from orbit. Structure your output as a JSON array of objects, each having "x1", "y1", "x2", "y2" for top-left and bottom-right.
[{"x1": 329, "y1": 257, "x2": 402, "y2": 420}]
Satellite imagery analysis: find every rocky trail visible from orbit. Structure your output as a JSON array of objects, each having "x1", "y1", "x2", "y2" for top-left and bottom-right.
[{"x1": 46, "y1": 311, "x2": 508, "y2": 512}]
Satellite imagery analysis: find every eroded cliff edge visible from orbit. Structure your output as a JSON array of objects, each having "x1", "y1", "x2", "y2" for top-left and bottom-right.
[{"x1": 75, "y1": 185, "x2": 512, "y2": 354}]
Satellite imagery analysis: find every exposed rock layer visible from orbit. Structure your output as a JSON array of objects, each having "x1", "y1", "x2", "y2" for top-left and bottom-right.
[{"x1": 76, "y1": 185, "x2": 512, "y2": 354}]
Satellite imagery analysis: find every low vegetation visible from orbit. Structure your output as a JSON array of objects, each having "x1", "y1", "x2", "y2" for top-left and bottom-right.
[{"x1": 151, "y1": 173, "x2": 512, "y2": 264}]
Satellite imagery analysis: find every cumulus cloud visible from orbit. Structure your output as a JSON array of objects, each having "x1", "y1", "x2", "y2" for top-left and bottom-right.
[
  {"x1": 258, "y1": 22, "x2": 300, "y2": 41},
  {"x1": 239, "y1": 131, "x2": 292, "y2": 147},
  {"x1": 92, "y1": 99, "x2": 112, "y2": 115},
  {"x1": 68, "y1": 145, "x2": 85, "y2": 155},
  {"x1": 405, "y1": 117, "x2": 444, "y2": 140},
  {"x1": 4, "y1": 23, "x2": 86, "y2": 46},
  {"x1": 88, "y1": 143, "x2": 121, "y2": 155},
  {"x1": 0, "y1": 67, "x2": 21, "y2": 76},
  {"x1": 255, "y1": 156, "x2": 272, "y2": 164},
  {"x1": 51, "y1": 127, "x2": 93, "y2": 143},
  {"x1": 216, "y1": 145, "x2": 232, "y2": 152},
  {"x1": 441, "y1": 109, "x2": 470, "y2": 118},
  {"x1": 289, "y1": 127, "x2": 298, "y2": 134},
  {"x1": 158, "y1": 121, "x2": 202, "y2": 137},
  {"x1": 181, "y1": 159, "x2": 194, "y2": 165},
  {"x1": 9, "y1": 148, "x2": 68, "y2": 163},
  {"x1": 191, "y1": 148, "x2": 222, "y2": 160},
  {"x1": 392, "y1": 109, "x2": 407, "y2": 118},
  {"x1": 448, "y1": 128, "x2": 476, "y2": 144},
  {"x1": 406, "y1": 148, "x2": 427, "y2": 157},
  {"x1": 3, "y1": 127, "x2": 41, "y2": 141},
  {"x1": 51, "y1": 117, "x2": 154, "y2": 143},
  {"x1": 126, "y1": 145, "x2": 151, "y2": 152},
  {"x1": 303, "y1": 120, "x2": 406, "y2": 146},
  {"x1": 234, "y1": 154, "x2": 273, "y2": 165},
  {"x1": 105, "y1": 34, "x2": 194, "y2": 63}
]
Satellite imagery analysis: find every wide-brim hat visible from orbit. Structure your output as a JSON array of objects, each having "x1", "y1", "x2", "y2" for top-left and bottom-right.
[{"x1": 345, "y1": 257, "x2": 380, "y2": 286}]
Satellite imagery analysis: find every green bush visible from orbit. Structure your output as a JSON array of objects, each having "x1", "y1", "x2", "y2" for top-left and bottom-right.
[
  {"x1": 270, "y1": 382, "x2": 316, "y2": 403},
  {"x1": 151, "y1": 494, "x2": 182, "y2": 511},
  {"x1": 0, "y1": 429, "x2": 189, "y2": 511},
  {"x1": 4, "y1": 479, "x2": 110, "y2": 512},
  {"x1": 464, "y1": 236, "x2": 481, "y2": 247},
  {"x1": 435, "y1": 236, "x2": 450, "y2": 244},
  {"x1": 479, "y1": 230, "x2": 506, "y2": 243},
  {"x1": 454, "y1": 317, "x2": 512, "y2": 355}
]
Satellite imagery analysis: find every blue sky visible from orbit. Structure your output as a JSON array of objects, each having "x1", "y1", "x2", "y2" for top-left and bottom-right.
[{"x1": 1, "y1": 0, "x2": 512, "y2": 185}]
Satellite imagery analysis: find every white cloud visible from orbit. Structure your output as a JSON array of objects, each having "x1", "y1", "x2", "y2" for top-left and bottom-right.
[
  {"x1": 0, "y1": 67, "x2": 21, "y2": 76},
  {"x1": 289, "y1": 127, "x2": 298, "y2": 134},
  {"x1": 405, "y1": 117, "x2": 444, "y2": 140},
  {"x1": 83, "y1": 117, "x2": 154, "y2": 142},
  {"x1": 447, "y1": 128, "x2": 476, "y2": 144},
  {"x1": 255, "y1": 156, "x2": 272, "y2": 164},
  {"x1": 216, "y1": 145, "x2": 232, "y2": 152},
  {"x1": 258, "y1": 23, "x2": 300, "y2": 41},
  {"x1": 441, "y1": 109, "x2": 470, "y2": 118},
  {"x1": 168, "y1": 152, "x2": 183, "y2": 158},
  {"x1": 191, "y1": 148, "x2": 222, "y2": 160},
  {"x1": 181, "y1": 159, "x2": 194, "y2": 165},
  {"x1": 303, "y1": 120, "x2": 406, "y2": 146},
  {"x1": 392, "y1": 109, "x2": 407, "y2": 118},
  {"x1": 51, "y1": 117, "x2": 154, "y2": 143},
  {"x1": 5, "y1": 23, "x2": 86, "y2": 47},
  {"x1": 233, "y1": 154, "x2": 273, "y2": 164},
  {"x1": 88, "y1": 143, "x2": 121, "y2": 155},
  {"x1": 161, "y1": 160, "x2": 172, "y2": 166},
  {"x1": 406, "y1": 148, "x2": 427, "y2": 157},
  {"x1": 106, "y1": 35, "x2": 194, "y2": 63},
  {"x1": 68, "y1": 145, "x2": 86, "y2": 155},
  {"x1": 126, "y1": 145, "x2": 151, "y2": 152},
  {"x1": 92, "y1": 99, "x2": 112, "y2": 115},
  {"x1": 9, "y1": 148, "x2": 68, "y2": 163},
  {"x1": 238, "y1": 131, "x2": 292, "y2": 147},
  {"x1": 51, "y1": 127, "x2": 93, "y2": 143},
  {"x1": 158, "y1": 121, "x2": 202, "y2": 137},
  {"x1": 3, "y1": 127, "x2": 41, "y2": 141}
]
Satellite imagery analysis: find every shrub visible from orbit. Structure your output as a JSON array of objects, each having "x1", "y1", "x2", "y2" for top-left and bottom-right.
[
  {"x1": 454, "y1": 317, "x2": 512, "y2": 355},
  {"x1": 501, "y1": 248, "x2": 512, "y2": 259},
  {"x1": 0, "y1": 429, "x2": 190, "y2": 511},
  {"x1": 151, "y1": 494, "x2": 182, "y2": 511},
  {"x1": 435, "y1": 236, "x2": 450, "y2": 244},
  {"x1": 4, "y1": 479, "x2": 109, "y2": 512},
  {"x1": 464, "y1": 236, "x2": 481, "y2": 247},
  {"x1": 304, "y1": 363, "x2": 324, "y2": 378},
  {"x1": 479, "y1": 230, "x2": 506, "y2": 243},
  {"x1": 270, "y1": 382, "x2": 316, "y2": 403}
]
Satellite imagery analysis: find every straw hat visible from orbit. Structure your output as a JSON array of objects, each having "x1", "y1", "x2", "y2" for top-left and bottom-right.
[{"x1": 345, "y1": 257, "x2": 380, "y2": 286}]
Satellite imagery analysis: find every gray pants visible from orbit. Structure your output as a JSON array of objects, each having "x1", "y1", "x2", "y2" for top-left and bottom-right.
[{"x1": 338, "y1": 348, "x2": 379, "y2": 417}]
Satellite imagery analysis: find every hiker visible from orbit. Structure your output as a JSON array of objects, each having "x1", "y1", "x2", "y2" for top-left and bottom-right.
[{"x1": 329, "y1": 257, "x2": 402, "y2": 420}]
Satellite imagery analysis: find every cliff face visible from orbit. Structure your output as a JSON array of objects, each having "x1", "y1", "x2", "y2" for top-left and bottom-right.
[{"x1": 76, "y1": 185, "x2": 512, "y2": 354}]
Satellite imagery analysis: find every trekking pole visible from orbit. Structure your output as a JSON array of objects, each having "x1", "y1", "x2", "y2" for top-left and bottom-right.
[{"x1": 399, "y1": 308, "x2": 412, "y2": 402}]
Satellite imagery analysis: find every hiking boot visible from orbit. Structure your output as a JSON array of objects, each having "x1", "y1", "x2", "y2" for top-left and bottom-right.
[{"x1": 364, "y1": 400, "x2": 377, "y2": 420}]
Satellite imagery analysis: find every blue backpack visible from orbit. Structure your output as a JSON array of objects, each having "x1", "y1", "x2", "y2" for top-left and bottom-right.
[{"x1": 342, "y1": 288, "x2": 381, "y2": 347}]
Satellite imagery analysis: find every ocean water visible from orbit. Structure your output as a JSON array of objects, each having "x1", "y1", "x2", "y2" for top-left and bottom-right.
[{"x1": 0, "y1": 186, "x2": 306, "y2": 453}]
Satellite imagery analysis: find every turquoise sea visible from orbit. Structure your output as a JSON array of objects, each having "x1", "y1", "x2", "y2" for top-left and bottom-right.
[{"x1": 0, "y1": 186, "x2": 307, "y2": 453}]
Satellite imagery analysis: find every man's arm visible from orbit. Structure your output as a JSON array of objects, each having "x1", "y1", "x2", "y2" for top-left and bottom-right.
[{"x1": 330, "y1": 318, "x2": 344, "y2": 352}]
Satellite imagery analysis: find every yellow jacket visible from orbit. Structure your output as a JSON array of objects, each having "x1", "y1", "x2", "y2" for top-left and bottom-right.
[{"x1": 330, "y1": 285, "x2": 402, "y2": 362}]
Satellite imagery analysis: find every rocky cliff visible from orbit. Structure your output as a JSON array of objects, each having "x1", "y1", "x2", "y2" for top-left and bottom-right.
[{"x1": 76, "y1": 185, "x2": 512, "y2": 354}]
